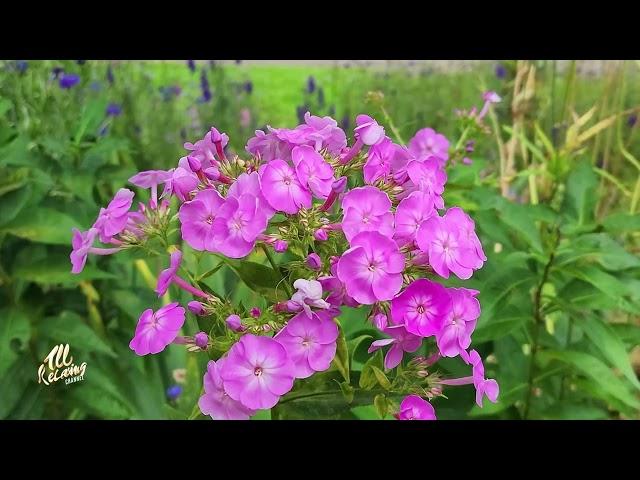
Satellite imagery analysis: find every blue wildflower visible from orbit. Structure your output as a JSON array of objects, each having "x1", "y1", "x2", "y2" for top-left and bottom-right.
[
  {"x1": 306, "y1": 76, "x2": 316, "y2": 94},
  {"x1": 166, "y1": 384, "x2": 182, "y2": 401},
  {"x1": 106, "y1": 103, "x2": 122, "y2": 117},
  {"x1": 59, "y1": 73, "x2": 80, "y2": 89}
]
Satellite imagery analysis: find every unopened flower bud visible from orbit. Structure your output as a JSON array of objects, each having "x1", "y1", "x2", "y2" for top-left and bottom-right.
[
  {"x1": 250, "y1": 307, "x2": 262, "y2": 318},
  {"x1": 274, "y1": 240, "x2": 288, "y2": 253},
  {"x1": 331, "y1": 176, "x2": 348, "y2": 193},
  {"x1": 194, "y1": 331, "x2": 208, "y2": 349},
  {"x1": 306, "y1": 253, "x2": 322, "y2": 270},
  {"x1": 187, "y1": 155, "x2": 202, "y2": 172},
  {"x1": 465, "y1": 140, "x2": 475, "y2": 153},
  {"x1": 314, "y1": 228, "x2": 328, "y2": 241},
  {"x1": 225, "y1": 314, "x2": 243, "y2": 332},
  {"x1": 203, "y1": 167, "x2": 220, "y2": 181},
  {"x1": 372, "y1": 313, "x2": 388, "y2": 330},
  {"x1": 188, "y1": 301, "x2": 205, "y2": 316},
  {"x1": 462, "y1": 157, "x2": 473, "y2": 165}
]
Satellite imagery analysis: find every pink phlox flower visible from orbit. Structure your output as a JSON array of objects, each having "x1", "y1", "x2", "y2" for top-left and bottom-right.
[
  {"x1": 212, "y1": 193, "x2": 270, "y2": 258},
  {"x1": 436, "y1": 288, "x2": 480, "y2": 358},
  {"x1": 93, "y1": 188, "x2": 135, "y2": 243},
  {"x1": 70, "y1": 227, "x2": 98, "y2": 274},
  {"x1": 129, "y1": 303, "x2": 186, "y2": 356},
  {"x1": 368, "y1": 324, "x2": 422, "y2": 369},
  {"x1": 178, "y1": 188, "x2": 225, "y2": 251},
  {"x1": 336, "y1": 231, "x2": 405, "y2": 305},
  {"x1": 162, "y1": 166, "x2": 199, "y2": 202},
  {"x1": 219, "y1": 334, "x2": 295, "y2": 410},
  {"x1": 292, "y1": 145, "x2": 335, "y2": 199},
  {"x1": 260, "y1": 159, "x2": 312, "y2": 214},
  {"x1": 128, "y1": 170, "x2": 173, "y2": 189},
  {"x1": 274, "y1": 311, "x2": 339, "y2": 379},
  {"x1": 341, "y1": 186, "x2": 394, "y2": 243},
  {"x1": 156, "y1": 250, "x2": 182, "y2": 296},
  {"x1": 402, "y1": 157, "x2": 447, "y2": 208},
  {"x1": 394, "y1": 191, "x2": 437, "y2": 247},
  {"x1": 227, "y1": 172, "x2": 275, "y2": 218},
  {"x1": 288, "y1": 279, "x2": 331, "y2": 318},
  {"x1": 466, "y1": 349, "x2": 499, "y2": 407},
  {"x1": 390, "y1": 278, "x2": 451, "y2": 337},
  {"x1": 318, "y1": 261, "x2": 359, "y2": 308},
  {"x1": 184, "y1": 128, "x2": 228, "y2": 168},
  {"x1": 408, "y1": 127, "x2": 450, "y2": 163},
  {"x1": 415, "y1": 207, "x2": 484, "y2": 280},
  {"x1": 199, "y1": 359, "x2": 256, "y2": 420},
  {"x1": 397, "y1": 395, "x2": 437, "y2": 420},
  {"x1": 354, "y1": 114, "x2": 385, "y2": 145}
]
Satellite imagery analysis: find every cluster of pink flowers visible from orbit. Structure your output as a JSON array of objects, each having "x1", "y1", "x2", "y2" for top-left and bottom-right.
[{"x1": 72, "y1": 97, "x2": 500, "y2": 420}]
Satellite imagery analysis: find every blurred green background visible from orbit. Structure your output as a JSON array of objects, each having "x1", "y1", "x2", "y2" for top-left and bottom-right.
[{"x1": 1, "y1": 60, "x2": 639, "y2": 420}]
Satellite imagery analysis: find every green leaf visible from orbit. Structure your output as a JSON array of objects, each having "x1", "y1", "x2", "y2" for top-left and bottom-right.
[
  {"x1": 602, "y1": 212, "x2": 640, "y2": 234},
  {"x1": 541, "y1": 350, "x2": 640, "y2": 410},
  {"x1": 218, "y1": 257, "x2": 287, "y2": 303},
  {"x1": 39, "y1": 311, "x2": 116, "y2": 358},
  {"x1": 12, "y1": 255, "x2": 116, "y2": 285},
  {"x1": 562, "y1": 160, "x2": 598, "y2": 226},
  {"x1": 579, "y1": 315, "x2": 640, "y2": 390},
  {"x1": 338, "y1": 381, "x2": 355, "y2": 404},
  {"x1": 0, "y1": 355, "x2": 33, "y2": 419},
  {"x1": 497, "y1": 202, "x2": 543, "y2": 252},
  {"x1": 1, "y1": 208, "x2": 81, "y2": 245},
  {"x1": 374, "y1": 393, "x2": 388, "y2": 419},
  {"x1": 359, "y1": 350, "x2": 383, "y2": 390},
  {"x1": 332, "y1": 323, "x2": 350, "y2": 383},
  {"x1": 555, "y1": 233, "x2": 640, "y2": 271},
  {"x1": 539, "y1": 403, "x2": 610, "y2": 420},
  {"x1": 0, "y1": 308, "x2": 31, "y2": 378},
  {"x1": 0, "y1": 184, "x2": 31, "y2": 226}
]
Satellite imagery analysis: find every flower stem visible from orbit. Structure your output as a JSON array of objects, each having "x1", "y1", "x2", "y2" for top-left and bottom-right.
[{"x1": 261, "y1": 244, "x2": 292, "y2": 298}]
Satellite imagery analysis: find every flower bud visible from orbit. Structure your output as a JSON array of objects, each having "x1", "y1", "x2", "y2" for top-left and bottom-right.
[
  {"x1": 188, "y1": 301, "x2": 205, "y2": 316},
  {"x1": 203, "y1": 166, "x2": 220, "y2": 181},
  {"x1": 250, "y1": 307, "x2": 262, "y2": 318},
  {"x1": 187, "y1": 155, "x2": 202, "y2": 173},
  {"x1": 225, "y1": 314, "x2": 244, "y2": 332},
  {"x1": 314, "y1": 229, "x2": 328, "y2": 241},
  {"x1": 306, "y1": 253, "x2": 322, "y2": 270},
  {"x1": 331, "y1": 176, "x2": 348, "y2": 193},
  {"x1": 194, "y1": 331, "x2": 208, "y2": 349},
  {"x1": 462, "y1": 157, "x2": 473, "y2": 165},
  {"x1": 274, "y1": 240, "x2": 288, "y2": 253},
  {"x1": 371, "y1": 313, "x2": 388, "y2": 330}
]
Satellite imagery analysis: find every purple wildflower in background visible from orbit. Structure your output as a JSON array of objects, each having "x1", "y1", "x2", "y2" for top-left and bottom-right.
[
  {"x1": 90, "y1": 81, "x2": 102, "y2": 92},
  {"x1": 628, "y1": 114, "x2": 637, "y2": 128},
  {"x1": 106, "y1": 103, "x2": 122, "y2": 117},
  {"x1": 296, "y1": 105, "x2": 309, "y2": 124},
  {"x1": 318, "y1": 87, "x2": 325, "y2": 108},
  {"x1": 15, "y1": 60, "x2": 28, "y2": 74},
  {"x1": 495, "y1": 63, "x2": 507, "y2": 79},
  {"x1": 166, "y1": 384, "x2": 182, "y2": 401},
  {"x1": 340, "y1": 114, "x2": 351, "y2": 132},
  {"x1": 106, "y1": 65, "x2": 114, "y2": 85},
  {"x1": 235, "y1": 60, "x2": 242, "y2": 65},
  {"x1": 243, "y1": 81, "x2": 253, "y2": 94},
  {"x1": 306, "y1": 76, "x2": 316, "y2": 94},
  {"x1": 187, "y1": 60, "x2": 196, "y2": 72},
  {"x1": 200, "y1": 70, "x2": 212, "y2": 103},
  {"x1": 59, "y1": 73, "x2": 80, "y2": 89},
  {"x1": 52, "y1": 66, "x2": 64, "y2": 79}
]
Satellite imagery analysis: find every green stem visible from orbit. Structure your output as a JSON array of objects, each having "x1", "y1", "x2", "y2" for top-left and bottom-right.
[
  {"x1": 523, "y1": 229, "x2": 560, "y2": 419},
  {"x1": 380, "y1": 105, "x2": 406, "y2": 145},
  {"x1": 261, "y1": 244, "x2": 292, "y2": 298},
  {"x1": 279, "y1": 387, "x2": 393, "y2": 405}
]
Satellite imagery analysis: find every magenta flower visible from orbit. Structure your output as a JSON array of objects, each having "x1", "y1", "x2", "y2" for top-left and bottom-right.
[
  {"x1": 478, "y1": 91, "x2": 502, "y2": 121},
  {"x1": 363, "y1": 137, "x2": 404, "y2": 184},
  {"x1": 227, "y1": 172, "x2": 275, "y2": 218},
  {"x1": 199, "y1": 359, "x2": 256, "y2": 420},
  {"x1": 397, "y1": 395, "x2": 437, "y2": 420},
  {"x1": 225, "y1": 314, "x2": 244, "y2": 332},
  {"x1": 188, "y1": 301, "x2": 205, "y2": 316},
  {"x1": 446, "y1": 207, "x2": 486, "y2": 269},
  {"x1": 403, "y1": 158, "x2": 447, "y2": 208},
  {"x1": 156, "y1": 250, "x2": 182, "y2": 296},
  {"x1": 289, "y1": 279, "x2": 331, "y2": 318},
  {"x1": 318, "y1": 261, "x2": 359, "y2": 308},
  {"x1": 194, "y1": 332, "x2": 209, "y2": 349},
  {"x1": 391, "y1": 279, "x2": 451, "y2": 337},
  {"x1": 341, "y1": 186, "x2": 394, "y2": 243},
  {"x1": 184, "y1": 127, "x2": 229, "y2": 168},
  {"x1": 354, "y1": 114, "x2": 385, "y2": 146},
  {"x1": 394, "y1": 191, "x2": 436, "y2": 247},
  {"x1": 298, "y1": 112, "x2": 347, "y2": 154},
  {"x1": 129, "y1": 303, "x2": 186, "y2": 356},
  {"x1": 128, "y1": 170, "x2": 172, "y2": 207},
  {"x1": 260, "y1": 159, "x2": 312, "y2": 214},
  {"x1": 306, "y1": 253, "x2": 322, "y2": 270},
  {"x1": 93, "y1": 188, "x2": 135, "y2": 243},
  {"x1": 337, "y1": 231, "x2": 405, "y2": 305},
  {"x1": 468, "y1": 350, "x2": 499, "y2": 407},
  {"x1": 219, "y1": 334, "x2": 295, "y2": 410},
  {"x1": 70, "y1": 228, "x2": 98, "y2": 274},
  {"x1": 275, "y1": 311, "x2": 339, "y2": 379},
  {"x1": 292, "y1": 145, "x2": 335, "y2": 199},
  {"x1": 408, "y1": 128, "x2": 450, "y2": 163},
  {"x1": 436, "y1": 288, "x2": 480, "y2": 358},
  {"x1": 415, "y1": 207, "x2": 484, "y2": 280},
  {"x1": 211, "y1": 194, "x2": 270, "y2": 258},
  {"x1": 274, "y1": 239, "x2": 288, "y2": 252},
  {"x1": 163, "y1": 166, "x2": 199, "y2": 202},
  {"x1": 178, "y1": 188, "x2": 225, "y2": 251},
  {"x1": 368, "y1": 325, "x2": 422, "y2": 369},
  {"x1": 245, "y1": 128, "x2": 294, "y2": 163}
]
